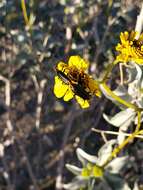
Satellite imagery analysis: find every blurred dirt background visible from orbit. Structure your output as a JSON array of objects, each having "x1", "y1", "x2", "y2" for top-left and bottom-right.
[{"x1": 0, "y1": 0, "x2": 143, "y2": 190}]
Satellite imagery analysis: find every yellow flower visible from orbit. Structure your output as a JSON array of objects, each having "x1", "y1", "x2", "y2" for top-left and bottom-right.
[
  {"x1": 115, "y1": 31, "x2": 143, "y2": 64},
  {"x1": 81, "y1": 163, "x2": 103, "y2": 178},
  {"x1": 53, "y1": 55, "x2": 101, "y2": 108}
]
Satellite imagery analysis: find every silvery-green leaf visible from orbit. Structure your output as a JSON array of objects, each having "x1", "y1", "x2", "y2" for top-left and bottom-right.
[
  {"x1": 100, "y1": 84, "x2": 132, "y2": 109},
  {"x1": 134, "y1": 113, "x2": 143, "y2": 125},
  {"x1": 127, "y1": 64, "x2": 143, "y2": 99},
  {"x1": 65, "y1": 164, "x2": 82, "y2": 176},
  {"x1": 63, "y1": 176, "x2": 87, "y2": 190},
  {"x1": 138, "y1": 97, "x2": 143, "y2": 107},
  {"x1": 117, "y1": 125, "x2": 128, "y2": 145},
  {"x1": 133, "y1": 182, "x2": 139, "y2": 190},
  {"x1": 97, "y1": 140, "x2": 117, "y2": 166},
  {"x1": 104, "y1": 173, "x2": 131, "y2": 190},
  {"x1": 29, "y1": 13, "x2": 36, "y2": 26},
  {"x1": 128, "y1": 82, "x2": 139, "y2": 98},
  {"x1": 113, "y1": 85, "x2": 132, "y2": 104},
  {"x1": 105, "y1": 156, "x2": 128, "y2": 174},
  {"x1": 126, "y1": 65, "x2": 137, "y2": 83},
  {"x1": 134, "y1": 64, "x2": 142, "y2": 84},
  {"x1": 126, "y1": 63, "x2": 142, "y2": 84},
  {"x1": 140, "y1": 78, "x2": 143, "y2": 89},
  {"x1": 95, "y1": 178, "x2": 112, "y2": 190},
  {"x1": 113, "y1": 85, "x2": 128, "y2": 96},
  {"x1": 76, "y1": 148, "x2": 98, "y2": 166},
  {"x1": 60, "y1": 0, "x2": 67, "y2": 5},
  {"x1": 99, "y1": 84, "x2": 115, "y2": 102},
  {"x1": 103, "y1": 108, "x2": 136, "y2": 127}
]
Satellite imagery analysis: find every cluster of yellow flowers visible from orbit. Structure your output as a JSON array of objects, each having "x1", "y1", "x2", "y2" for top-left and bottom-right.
[
  {"x1": 115, "y1": 31, "x2": 143, "y2": 64},
  {"x1": 53, "y1": 31, "x2": 143, "y2": 108}
]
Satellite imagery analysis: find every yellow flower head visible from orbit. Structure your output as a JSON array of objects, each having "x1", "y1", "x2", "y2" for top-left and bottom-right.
[
  {"x1": 115, "y1": 31, "x2": 143, "y2": 64},
  {"x1": 54, "y1": 55, "x2": 101, "y2": 108}
]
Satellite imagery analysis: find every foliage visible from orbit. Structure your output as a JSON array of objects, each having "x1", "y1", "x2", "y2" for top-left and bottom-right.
[{"x1": 64, "y1": 143, "x2": 132, "y2": 190}]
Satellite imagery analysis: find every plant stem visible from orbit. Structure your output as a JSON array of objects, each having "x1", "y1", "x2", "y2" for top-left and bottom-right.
[
  {"x1": 100, "y1": 83, "x2": 142, "y2": 111},
  {"x1": 21, "y1": 0, "x2": 29, "y2": 26}
]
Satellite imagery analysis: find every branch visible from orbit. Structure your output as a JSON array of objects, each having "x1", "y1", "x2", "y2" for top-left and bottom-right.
[
  {"x1": 32, "y1": 75, "x2": 47, "y2": 129},
  {"x1": 0, "y1": 75, "x2": 40, "y2": 190},
  {"x1": 92, "y1": 128, "x2": 143, "y2": 139}
]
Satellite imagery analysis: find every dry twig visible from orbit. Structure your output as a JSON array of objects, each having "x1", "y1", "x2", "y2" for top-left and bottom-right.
[
  {"x1": 32, "y1": 75, "x2": 47, "y2": 129},
  {"x1": 0, "y1": 75, "x2": 14, "y2": 190},
  {"x1": 0, "y1": 75, "x2": 40, "y2": 190},
  {"x1": 55, "y1": 108, "x2": 76, "y2": 190},
  {"x1": 92, "y1": 128, "x2": 143, "y2": 139}
]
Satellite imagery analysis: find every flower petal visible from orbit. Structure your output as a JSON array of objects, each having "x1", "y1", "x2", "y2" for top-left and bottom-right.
[
  {"x1": 75, "y1": 96, "x2": 90, "y2": 108},
  {"x1": 68, "y1": 55, "x2": 89, "y2": 70},
  {"x1": 88, "y1": 77, "x2": 101, "y2": 97},
  {"x1": 133, "y1": 58, "x2": 143, "y2": 64},
  {"x1": 56, "y1": 62, "x2": 69, "y2": 73},
  {"x1": 63, "y1": 87, "x2": 74, "y2": 101},
  {"x1": 116, "y1": 31, "x2": 143, "y2": 64},
  {"x1": 54, "y1": 76, "x2": 68, "y2": 98},
  {"x1": 129, "y1": 31, "x2": 137, "y2": 41}
]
